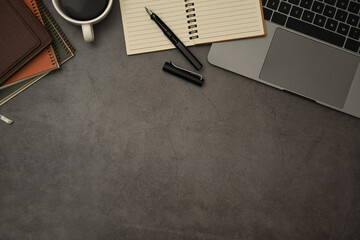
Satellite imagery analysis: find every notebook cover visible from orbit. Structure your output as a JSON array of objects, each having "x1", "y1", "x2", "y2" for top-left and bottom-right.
[
  {"x1": 0, "y1": 0, "x2": 76, "y2": 106},
  {"x1": 0, "y1": 0, "x2": 59, "y2": 90},
  {"x1": 0, "y1": 0, "x2": 40, "y2": 81},
  {"x1": 0, "y1": 0, "x2": 52, "y2": 85}
]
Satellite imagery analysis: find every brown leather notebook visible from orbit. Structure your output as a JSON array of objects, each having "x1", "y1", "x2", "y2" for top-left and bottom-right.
[
  {"x1": 0, "y1": 0, "x2": 59, "y2": 90},
  {"x1": 0, "y1": 0, "x2": 51, "y2": 85}
]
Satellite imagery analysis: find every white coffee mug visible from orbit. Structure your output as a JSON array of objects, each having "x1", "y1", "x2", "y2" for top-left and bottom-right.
[{"x1": 52, "y1": 0, "x2": 113, "y2": 42}]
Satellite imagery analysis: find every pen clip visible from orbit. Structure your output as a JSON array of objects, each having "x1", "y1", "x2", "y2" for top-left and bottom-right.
[{"x1": 169, "y1": 62, "x2": 203, "y2": 81}]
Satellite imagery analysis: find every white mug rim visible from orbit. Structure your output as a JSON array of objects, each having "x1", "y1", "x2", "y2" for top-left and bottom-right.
[{"x1": 52, "y1": 0, "x2": 113, "y2": 25}]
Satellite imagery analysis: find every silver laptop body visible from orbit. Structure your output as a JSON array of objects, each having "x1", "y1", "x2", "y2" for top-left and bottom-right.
[{"x1": 208, "y1": 19, "x2": 360, "y2": 118}]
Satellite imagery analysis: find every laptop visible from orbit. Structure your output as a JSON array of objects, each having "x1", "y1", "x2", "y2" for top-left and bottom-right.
[{"x1": 208, "y1": 0, "x2": 360, "y2": 118}]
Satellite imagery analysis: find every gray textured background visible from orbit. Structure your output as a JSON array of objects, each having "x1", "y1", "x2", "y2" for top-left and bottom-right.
[{"x1": 1, "y1": 1, "x2": 360, "y2": 239}]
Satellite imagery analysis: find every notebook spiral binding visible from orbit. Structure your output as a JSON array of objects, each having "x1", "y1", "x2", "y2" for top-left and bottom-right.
[
  {"x1": 31, "y1": 0, "x2": 57, "y2": 66},
  {"x1": 35, "y1": 0, "x2": 76, "y2": 59},
  {"x1": 30, "y1": 0, "x2": 39, "y2": 18},
  {"x1": 185, "y1": 0, "x2": 198, "y2": 40}
]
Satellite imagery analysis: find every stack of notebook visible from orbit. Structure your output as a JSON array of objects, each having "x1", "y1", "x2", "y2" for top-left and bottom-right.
[{"x1": 0, "y1": 0, "x2": 76, "y2": 106}]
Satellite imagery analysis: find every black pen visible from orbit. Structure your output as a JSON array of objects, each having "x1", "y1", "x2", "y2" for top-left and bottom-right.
[{"x1": 145, "y1": 7, "x2": 202, "y2": 70}]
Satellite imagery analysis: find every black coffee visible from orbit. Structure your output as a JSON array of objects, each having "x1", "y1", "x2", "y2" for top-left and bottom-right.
[{"x1": 58, "y1": 0, "x2": 109, "y2": 21}]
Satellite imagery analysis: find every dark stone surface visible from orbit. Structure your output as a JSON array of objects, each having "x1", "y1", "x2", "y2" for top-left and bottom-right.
[{"x1": 1, "y1": 1, "x2": 360, "y2": 239}]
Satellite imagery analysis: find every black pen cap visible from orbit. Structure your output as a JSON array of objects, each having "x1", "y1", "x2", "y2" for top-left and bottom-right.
[{"x1": 163, "y1": 62, "x2": 204, "y2": 86}]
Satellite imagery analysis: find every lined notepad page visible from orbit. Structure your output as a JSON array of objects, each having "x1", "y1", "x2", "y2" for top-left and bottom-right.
[
  {"x1": 193, "y1": 0, "x2": 265, "y2": 44},
  {"x1": 119, "y1": 0, "x2": 193, "y2": 55}
]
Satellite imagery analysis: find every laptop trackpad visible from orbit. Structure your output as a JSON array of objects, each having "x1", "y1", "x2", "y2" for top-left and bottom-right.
[{"x1": 259, "y1": 28, "x2": 359, "y2": 108}]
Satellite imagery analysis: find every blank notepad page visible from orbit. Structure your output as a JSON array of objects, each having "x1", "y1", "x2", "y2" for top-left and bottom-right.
[
  {"x1": 120, "y1": 0, "x2": 192, "y2": 55},
  {"x1": 193, "y1": 0, "x2": 265, "y2": 44}
]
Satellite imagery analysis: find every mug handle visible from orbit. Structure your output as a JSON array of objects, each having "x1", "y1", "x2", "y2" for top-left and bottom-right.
[{"x1": 82, "y1": 24, "x2": 94, "y2": 42}]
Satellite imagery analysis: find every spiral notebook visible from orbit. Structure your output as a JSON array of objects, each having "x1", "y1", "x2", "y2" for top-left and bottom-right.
[
  {"x1": 0, "y1": 0, "x2": 59, "y2": 90},
  {"x1": 119, "y1": 0, "x2": 266, "y2": 55},
  {"x1": 37, "y1": 0, "x2": 76, "y2": 65},
  {"x1": 0, "y1": 0, "x2": 75, "y2": 106}
]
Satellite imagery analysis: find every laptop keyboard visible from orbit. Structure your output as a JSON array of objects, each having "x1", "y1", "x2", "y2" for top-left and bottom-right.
[{"x1": 262, "y1": 0, "x2": 360, "y2": 54}]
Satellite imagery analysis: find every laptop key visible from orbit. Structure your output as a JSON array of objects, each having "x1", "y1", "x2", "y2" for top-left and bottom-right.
[
  {"x1": 325, "y1": 18, "x2": 339, "y2": 31},
  {"x1": 337, "y1": 23, "x2": 350, "y2": 35},
  {"x1": 290, "y1": 6, "x2": 303, "y2": 18},
  {"x1": 312, "y1": 1, "x2": 325, "y2": 13},
  {"x1": 324, "y1": 5, "x2": 336, "y2": 17},
  {"x1": 279, "y1": 2, "x2": 292, "y2": 14},
  {"x1": 348, "y1": 1, "x2": 360, "y2": 14},
  {"x1": 302, "y1": 10, "x2": 315, "y2": 22},
  {"x1": 347, "y1": 14, "x2": 359, "y2": 26},
  {"x1": 336, "y1": 0, "x2": 350, "y2": 9},
  {"x1": 300, "y1": 0, "x2": 314, "y2": 9},
  {"x1": 263, "y1": 7, "x2": 273, "y2": 20},
  {"x1": 345, "y1": 38, "x2": 360, "y2": 52},
  {"x1": 314, "y1": 14, "x2": 327, "y2": 26},
  {"x1": 335, "y1": 9, "x2": 348, "y2": 22},
  {"x1": 286, "y1": 17, "x2": 346, "y2": 47},
  {"x1": 349, "y1": 27, "x2": 360, "y2": 40},
  {"x1": 272, "y1": 12, "x2": 288, "y2": 25},
  {"x1": 267, "y1": 0, "x2": 280, "y2": 10}
]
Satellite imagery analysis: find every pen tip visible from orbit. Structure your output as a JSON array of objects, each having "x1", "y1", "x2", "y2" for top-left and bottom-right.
[{"x1": 145, "y1": 7, "x2": 152, "y2": 15}]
